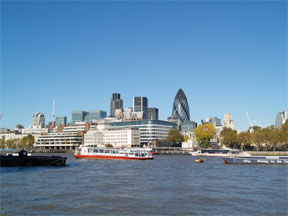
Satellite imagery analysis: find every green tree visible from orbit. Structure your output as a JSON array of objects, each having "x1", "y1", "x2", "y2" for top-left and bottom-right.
[
  {"x1": 251, "y1": 128, "x2": 263, "y2": 151},
  {"x1": 194, "y1": 123, "x2": 216, "y2": 149},
  {"x1": 261, "y1": 128, "x2": 272, "y2": 151},
  {"x1": 166, "y1": 129, "x2": 184, "y2": 146},
  {"x1": 237, "y1": 132, "x2": 251, "y2": 151},
  {"x1": 220, "y1": 127, "x2": 238, "y2": 149},
  {"x1": 0, "y1": 136, "x2": 5, "y2": 149}
]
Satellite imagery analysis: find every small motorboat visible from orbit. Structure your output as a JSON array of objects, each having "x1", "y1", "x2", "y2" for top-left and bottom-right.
[
  {"x1": 194, "y1": 158, "x2": 204, "y2": 163},
  {"x1": 0, "y1": 150, "x2": 67, "y2": 167}
]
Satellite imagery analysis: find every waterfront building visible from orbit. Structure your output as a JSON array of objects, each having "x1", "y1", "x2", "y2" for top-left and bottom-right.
[
  {"x1": 110, "y1": 93, "x2": 123, "y2": 117},
  {"x1": 180, "y1": 121, "x2": 197, "y2": 132},
  {"x1": 72, "y1": 110, "x2": 86, "y2": 124},
  {"x1": 148, "y1": 108, "x2": 159, "y2": 120},
  {"x1": 35, "y1": 132, "x2": 83, "y2": 150},
  {"x1": 170, "y1": 88, "x2": 190, "y2": 123},
  {"x1": 133, "y1": 97, "x2": 148, "y2": 120},
  {"x1": 275, "y1": 110, "x2": 288, "y2": 128},
  {"x1": 56, "y1": 116, "x2": 67, "y2": 126},
  {"x1": 22, "y1": 127, "x2": 49, "y2": 135},
  {"x1": 63, "y1": 123, "x2": 91, "y2": 133},
  {"x1": 84, "y1": 129, "x2": 104, "y2": 146},
  {"x1": 222, "y1": 113, "x2": 234, "y2": 129},
  {"x1": 201, "y1": 117, "x2": 222, "y2": 127},
  {"x1": 108, "y1": 120, "x2": 176, "y2": 146},
  {"x1": 32, "y1": 112, "x2": 45, "y2": 128}
]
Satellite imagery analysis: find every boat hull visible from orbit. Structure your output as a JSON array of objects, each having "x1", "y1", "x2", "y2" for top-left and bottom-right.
[
  {"x1": 223, "y1": 156, "x2": 288, "y2": 165},
  {"x1": 0, "y1": 155, "x2": 67, "y2": 167},
  {"x1": 74, "y1": 154, "x2": 153, "y2": 160}
]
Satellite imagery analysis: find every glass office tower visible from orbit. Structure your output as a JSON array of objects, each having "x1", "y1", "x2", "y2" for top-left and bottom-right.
[{"x1": 171, "y1": 88, "x2": 190, "y2": 123}]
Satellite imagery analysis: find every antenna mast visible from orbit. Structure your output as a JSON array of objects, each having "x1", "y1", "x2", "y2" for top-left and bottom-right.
[{"x1": 52, "y1": 98, "x2": 55, "y2": 122}]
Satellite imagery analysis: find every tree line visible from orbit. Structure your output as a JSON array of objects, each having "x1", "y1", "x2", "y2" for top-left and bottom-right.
[{"x1": 0, "y1": 134, "x2": 35, "y2": 150}]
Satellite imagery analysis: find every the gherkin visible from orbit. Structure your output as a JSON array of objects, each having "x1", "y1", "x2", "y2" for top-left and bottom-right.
[{"x1": 171, "y1": 88, "x2": 190, "y2": 122}]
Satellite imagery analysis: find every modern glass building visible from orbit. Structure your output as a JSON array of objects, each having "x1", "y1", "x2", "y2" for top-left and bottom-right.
[
  {"x1": 148, "y1": 108, "x2": 159, "y2": 120},
  {"x1": 133, "y1": 97, "x2": 148, "y2": 120},
  {"x1": 110, "y1": 93, "x2": 123, "y2": 116},
  {"x1": 108, "y1": 120, "x2": 176, "y2": 146},
  {"x1": 180, "y1": 121, "x2": 197, "y2": 132},
  {"x1": 201, "y1": 117, "x2": 221, "y2": 127},
  {"x1": 56, "y1": 116, "x2": 67, "y2": 126},
  {"x1": 84, "y1": 110, "x2": 107, "y2": 122},
  {"x1": 171, "y1": 89, "x2": 190, "y2": 123},
  {"x1": 72, "y1": 111, "x2": 87, "y2": 124}
]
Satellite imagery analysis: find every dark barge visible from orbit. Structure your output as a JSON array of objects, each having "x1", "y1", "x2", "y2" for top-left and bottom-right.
[{"x1": 0, "y1": 150, "x2": 67, "y2": 167}]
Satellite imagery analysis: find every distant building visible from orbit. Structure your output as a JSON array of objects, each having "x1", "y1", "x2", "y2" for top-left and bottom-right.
[
  {"x1": 148, "y1": 108, "x2": 159, "y2": 120},
  {"x1": 276, "y1": 110, "x2": 288, "y2": 128},
  {"x1": 56, "y1": 116, "x2": 67, "y2": 126},
  {"x1": 32, "y1": 112, "x2": 45, "y2": 128},
  {"x1": 169, "y1": 88, "x2": 190, "y2": 123},
  {"x1": 222, "y1": 113, "x2": 234, "y2": 129},
  {"x1": 84, "y1": 110, "x2": 107, "y2": 122},
  {"x1": 180, "y1": 121, "x2": 197, "y2": 132},
  {"x1": 133, "y1": 97, "x2": 148, "y2": 120},
  {"x1": 72, "y1": 110, "x2": 106, "y2": 124},
  {"x1": 202, "y1": 117, "x2": 221, "y2": 127},
  {"x1": 72, "y1": 110, "x2": 86, "y2": 124},
  {"x1": 108, "y1": 120, "x2": 176, "y2": 146},
  {"x1": 110, "y1": 93, "x2": 123, "y2": 117},
  {"x1": 35, "y1": 132, "x2": 83, "y2": 150}
]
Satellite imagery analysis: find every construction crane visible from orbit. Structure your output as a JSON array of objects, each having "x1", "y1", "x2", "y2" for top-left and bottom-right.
[{"x1": 245, "y1": 110, "x2": 262, "y2": 128}]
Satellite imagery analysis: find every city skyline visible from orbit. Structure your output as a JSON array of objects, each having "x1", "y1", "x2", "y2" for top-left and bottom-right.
[{"x1": 1, "y1": 1, "x2": 287, "y2": 131}]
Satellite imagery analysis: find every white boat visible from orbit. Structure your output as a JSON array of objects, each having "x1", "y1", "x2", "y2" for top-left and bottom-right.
[
  {"x1": 223, "y1": 156, "x2": 288, "y2": 165},
  {"x1": 74, "y1": 145, "x2": 153, "y2": 160},
  {"x1": 189, "y1": 148, "x2": 251, "y2": 157}
]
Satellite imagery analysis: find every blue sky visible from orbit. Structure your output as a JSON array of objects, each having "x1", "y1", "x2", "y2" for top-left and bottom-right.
[{"x1": 1, "y1": 1, "x2": 287, "y2": 131}]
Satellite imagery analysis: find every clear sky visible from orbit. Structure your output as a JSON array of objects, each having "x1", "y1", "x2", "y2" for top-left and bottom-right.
[{"x1": 1, "y1": 0, "x2": 287, "y2": 131}]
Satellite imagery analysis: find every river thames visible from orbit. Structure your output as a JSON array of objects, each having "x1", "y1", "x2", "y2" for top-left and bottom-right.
[{"x1": 1, "y1": 154, "x2": 287, "y2": 216}]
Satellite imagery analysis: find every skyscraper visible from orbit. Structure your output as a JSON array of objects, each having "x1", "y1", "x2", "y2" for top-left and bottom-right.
[
  {"x1": 72, "y1": 110, "x2": 86, "y2": 124},
  {"x1": 32, "y1": 112, "x2": 45, "y2": 128},
  {"x1": 110, "y1": 93, "x2": 123, "y2": 116},
  {"x1": 133, "y1": 97, "x2": 148, "y2": 120},
  {"x1": 170, "y1": 88, "x2": 190, "y2": 123},
  {"x1": 148, "y1": 108, "x2": 159, "y2": 120}
]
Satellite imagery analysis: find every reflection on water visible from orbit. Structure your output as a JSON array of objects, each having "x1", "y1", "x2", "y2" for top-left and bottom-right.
[{"x1": 1, "y1": 154, "x2": 287, "y2": 216}]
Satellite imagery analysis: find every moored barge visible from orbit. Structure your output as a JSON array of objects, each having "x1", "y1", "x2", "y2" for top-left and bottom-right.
[
  {"x1": 0, "y1": 150, "x2": 67, "y2": 167},
  {"x1": 74, "y1": 145, "x2": 153, "y2": 160},
  {"x1": 223, "y1": 156, "x2": 288, "y2": 165}
]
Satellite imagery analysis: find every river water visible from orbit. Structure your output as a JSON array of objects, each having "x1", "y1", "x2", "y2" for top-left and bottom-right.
[{"x1": 1, "y1": 154, "x2": 287, "y2": 216}]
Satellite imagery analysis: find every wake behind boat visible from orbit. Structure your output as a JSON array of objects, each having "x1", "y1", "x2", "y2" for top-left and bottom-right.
[
  {"x1": 74, "y1": 145, "x2": 153, "y2": 160},
  {"x1": 189, "y1": 148, "x2": 251, "y2": 157},
  {"x1": 223, "y1": 156, "x2": 288, "y2": 165}
]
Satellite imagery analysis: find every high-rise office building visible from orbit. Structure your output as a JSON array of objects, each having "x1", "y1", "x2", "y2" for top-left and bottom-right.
[
  {"x1": 56, "y1": 116, "x2": 67, "y2": 126},
  {"x1": 84, "y1": 110, "x2": 107, "y2": 122},
  {"x1": 32, "y1": 112, "x2": 45, "y2": 128},
  {"x1": 148, "y1": 108, "x2": 159, "y2": 120},
  {"x1": 275, "y1": 110, "x2": 288, "y2": 128},
  {"x1": 201, "y1": 117, "x2": 221, "y2": 127},
  {"x1": 133, "y1": 97, "x2": 148, "y2": 120},
  {"x1": 110, "y1": 93, "x2": 123, "y2": 116},
  {"x1": 170, "y1": 89, "x2": 190, "y2": 123},
  {"x1": 72, "y1": 111, "x2": 86, "y2": 124}
]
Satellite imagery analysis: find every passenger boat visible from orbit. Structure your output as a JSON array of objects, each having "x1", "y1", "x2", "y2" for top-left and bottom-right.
[
  {"x1": 0, "y1": 150, "x2": 67, "y2": 167},
  {"x1": 222, "y1": 156, "x2": 288, "y2": 165},
  {"x1": 189, "y1": 148, "x2": 250, "y2": 157},
  {"x1": 74, "y1": 145, "x2": 153, "y2": 160}
]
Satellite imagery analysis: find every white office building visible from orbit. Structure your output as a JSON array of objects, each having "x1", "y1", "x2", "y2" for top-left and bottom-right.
[
  {"x1": 223, "y1": 113, "x2": 234, "y2": 129},
  {"x1": 275, "y1": 110, "x2": 288, "y2": 128}
]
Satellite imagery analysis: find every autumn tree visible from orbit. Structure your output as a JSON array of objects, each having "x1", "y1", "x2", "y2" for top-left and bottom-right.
[
  {"x1": 194, "y1": 123, "x2": 216, "y2": 149},
  {"x1": 166, "y1": 129, "x2": 184, "y2": 147},
  {"x1": 237, "y1": 132, "x2": 251, "y2": 150},
  {"x1": 220, "y1": 127, "x2": 238, "y2": 149}
]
